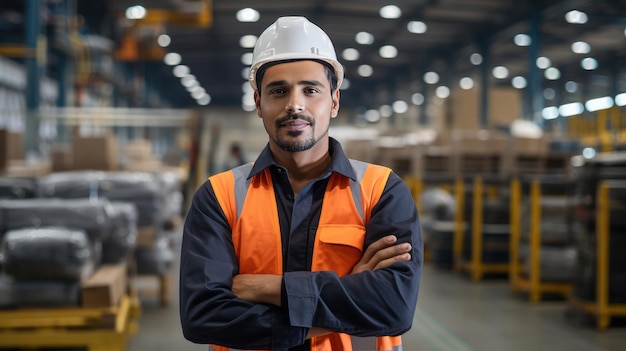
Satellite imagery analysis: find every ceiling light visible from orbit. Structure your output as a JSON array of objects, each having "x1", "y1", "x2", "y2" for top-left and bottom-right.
[
  {"x1": 236, "y1": 8, "x2": 260, "y2": 22},
  {"x1": 191, "y1": 88, "x2": 206, "y2": 100},
  {"x1": 492, "y1": 66, "x2": 509, "y2": 79},
  {"x1": 241, "y1": 67, "x2": 250, "y2": 80},
  {"x1": 536, "y1": 56, "x2": 551, "y2": 69},
  {"x1": 380, "y1": 5, "x2": 402, "y2": 19},
  {"x1": 581, "y1": 57, "x2": 598, "y2": 70},
  {"x1": 411, "y1": 93, "x2": 424, "y2": 105},
  {"x1": 239, "y1": 35, "x2": 257, "y2": 48},
  {"x1": 157, "y1": 34, "x2": 171, "y2": 47},
  {"x1": 542, "y1": 106, "x2": 559, "y2": 120},
  {"x1": 616, "y1": 93, "x2": 626, "y2": 106},
  {"x1": 355, "y1": 32, "x2": 374, "y2": 45},
  {"x1": 565, "y1": 10, "x2": 588, "y2": 24},
  {"x1": 181, "y1": 74, "x2": 197, "y2": 88},
  {"x1": 197, "y1": 94, "x2": 211, "y2": 106},
  {"x1": 241, "y1": 93, "x2": 255, "y2": 111},
  {"x1": 241, "y1": 52, "x2": 253, "y2": 65},
  {"x1": 173, "y1": 65, "x2": 189, "y2": 77},
  {"x1": 545, "y1": 67, "x2": 561, "y2": 80},
  {"x1": 358, "y1": 64, "x2": 373, "y2": 77},
  {"x1": 565, "y1": 81, "x2": 578, "y2": 93},
  {"x1": 379, "y1": 45, "x2": 398, "y2": 58},
  {"x1": 379, "y1": 105, "x2": 393, "y2": 117},
  {"x1": 392, "y1": 100, "x2": 408, "y2": 113},
  {"x1": 459, "y1": 77, "x2": 474, "y2": 90},
  {"x1": 470, "y1": 53, "x2": 482, "y2": 65},
  {"x1": 341, "y1": 78, "x2": 350, "y2": 90},
  {"x1": 513, "y1": 34, "x2": 531, "y2": 46},
  {"x1": 585, "y1": 96, "x2": 613, "y2": 112},
  {"x1": 342, "y1": 48, "x2": 360, "y2": 61},
  {"x1": 571, "y1": 41, "x2": 590, "y2": 54},
  {"x1": 242, "y1": 82, "x2": 253, "y2": 94},
  {"x1": 423, "y1": 71, "x2": 439, "y2": 84},
  {"x1": 544, "y1": 88, "x2": 555, "y2": 100},
  {"x1": 559, "y1": 102, "x2": 584, "y2": 117},
  {"x1": 512, "y1": 76, "x2": 527, "y2": 89},
  {"x1": 125, "y1": 5, "x2": 146, "y2": 20},
  {"x1": 582, "y1": 148, "x2": 596, "y2": 159},
  {"x1": 435, "y1": 86, "x2": 450, "y2": 99},
  {"x1": 407, "y1": 21, "x2": 427, "y2": 34},
  {"x1": 365, "y1": 109, "x2": 381, "y2": 123},
  {"x1": 164, "y1": 52, "x2": 181, "y2": 66}
]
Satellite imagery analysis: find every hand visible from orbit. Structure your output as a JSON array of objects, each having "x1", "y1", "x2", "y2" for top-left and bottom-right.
[
  {"x1": 232, "y1": 274, "x2": 283, "y2": 306},
  {"x1": 351, "y1": 235, "x2": 411, "y2": 274}
]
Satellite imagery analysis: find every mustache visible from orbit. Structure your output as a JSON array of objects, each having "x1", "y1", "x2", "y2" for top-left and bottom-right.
[{"x1": 275, "y1": 114, "x2": 314, "y2": 127}]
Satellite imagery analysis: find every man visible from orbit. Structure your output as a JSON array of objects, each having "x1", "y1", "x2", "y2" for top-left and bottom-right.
[{"x1": 180, "y1": 16, "x2": 422, "y2": 351}]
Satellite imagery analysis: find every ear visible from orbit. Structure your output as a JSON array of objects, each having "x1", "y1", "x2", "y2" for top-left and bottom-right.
[
  {"x1": 330, "y1": 89, "x2": 340, "y2": 118},
  {"x1": 254, "y1": 91, "x2": 262, "y2": 118}
]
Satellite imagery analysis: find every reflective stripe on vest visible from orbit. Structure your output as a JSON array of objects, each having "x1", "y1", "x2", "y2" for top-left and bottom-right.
[{"x1": 209, "y1": 160, "x2": 401, "y2": 351}]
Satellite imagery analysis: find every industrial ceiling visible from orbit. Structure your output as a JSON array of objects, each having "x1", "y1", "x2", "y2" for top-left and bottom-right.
[{"x1": 2, "y1": 0, "x2": 626, "y2": 113}]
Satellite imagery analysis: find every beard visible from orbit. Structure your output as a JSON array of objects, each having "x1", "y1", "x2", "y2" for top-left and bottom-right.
[{"x1": 273, "y1": 113, "x2": 329, "y2": 152}]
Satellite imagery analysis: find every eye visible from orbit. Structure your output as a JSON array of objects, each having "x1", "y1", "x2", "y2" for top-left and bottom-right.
[
  {"x1": 304, "y1": 87, "x2": 320, "y2": 94},
  {"x1": 269, "y1": 88, "x2": 286, "y2": 95}
]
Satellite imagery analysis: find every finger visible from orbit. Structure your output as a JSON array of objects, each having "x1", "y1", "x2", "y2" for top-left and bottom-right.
[
  {"x1": 370, "y1": 242, "x2": 412, "y2": 264},
  {"x1": 360, "y1": 235, "x2": 397, "y2": 264},
  {"x1": 374, "y1": 252, "x2": 411, "y2": 271}
]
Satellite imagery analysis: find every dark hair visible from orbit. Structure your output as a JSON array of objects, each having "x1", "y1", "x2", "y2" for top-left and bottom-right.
[{"x1": 255, "y1": 59, "x2": 338, "y2": 96}]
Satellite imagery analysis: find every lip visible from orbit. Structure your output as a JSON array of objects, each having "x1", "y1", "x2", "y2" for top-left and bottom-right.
[{"x1": 280, "y1": 120, "x2": 310, "y2": 131}]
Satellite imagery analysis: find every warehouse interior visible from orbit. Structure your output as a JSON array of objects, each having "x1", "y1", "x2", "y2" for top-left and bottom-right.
[{"x1": 1, "y1": 0, "x2": 626, "y2": 350}]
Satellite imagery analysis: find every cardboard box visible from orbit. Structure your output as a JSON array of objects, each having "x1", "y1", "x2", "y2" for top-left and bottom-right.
[
  {"x1": 81, "y1": 262, "x2": 127, "y2": 308},
  {"x1": 136, "y1": 226, "x2": 158, "y2": 248},
  {"x1": 72, "y1": 129, "x2": 118, "y2": 171}
]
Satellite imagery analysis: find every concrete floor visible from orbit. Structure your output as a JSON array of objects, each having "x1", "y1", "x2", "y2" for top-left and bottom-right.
[{"x1": 128, "y1": 238, "x2": 626, "y2": 351}]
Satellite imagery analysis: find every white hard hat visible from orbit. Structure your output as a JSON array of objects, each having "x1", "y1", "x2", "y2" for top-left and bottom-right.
[{"x1": 248, "y1": 16, "x2": 344, "y2": 91}]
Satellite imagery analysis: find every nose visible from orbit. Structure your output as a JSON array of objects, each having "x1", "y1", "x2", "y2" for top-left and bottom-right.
[{"x1": 286, "y1": 92, "x2": 305, "y2": 114}]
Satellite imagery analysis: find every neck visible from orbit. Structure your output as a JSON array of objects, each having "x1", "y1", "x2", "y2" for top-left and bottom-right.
[{"x1": 271, "y1": 141, "x2": 332, "y2": 194}]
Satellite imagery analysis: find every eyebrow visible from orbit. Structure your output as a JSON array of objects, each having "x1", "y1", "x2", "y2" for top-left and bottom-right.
[{"x1": 264, "y1": 79, "x2": 326, "y2": 89}]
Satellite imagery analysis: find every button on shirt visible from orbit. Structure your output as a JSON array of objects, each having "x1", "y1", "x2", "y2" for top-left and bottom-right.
[{"x1": 180, "y1": 138, "x2": 423, "y2": 350}]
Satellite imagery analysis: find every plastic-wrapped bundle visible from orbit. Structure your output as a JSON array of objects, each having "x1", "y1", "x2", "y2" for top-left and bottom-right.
[
  {"x1": 0, "y1": 275, "x2": 80, "y2": 308},
  {"x1": 0, "y1": 227, "x2": 95, "y2": 282},
  {"x1": 100, "y1": 172, "x2": 167, "y2": 227},
  {"x1": 0, "y1": 177, "x2": 38, "y2": 199},
  {"x1": 102, "y1": 202, "x2": 138, "y2": 264},
  {"x1": 0, "y1": 198, "x2": 113, "y2": 242},
  {"x1": 134, "y1": 237, "x2": 174, "y2": 275},
  {"x1": 38, "y1": 171, "x2": 105, "y2": 199}
]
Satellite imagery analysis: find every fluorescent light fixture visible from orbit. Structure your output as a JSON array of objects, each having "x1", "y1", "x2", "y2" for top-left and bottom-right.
[
  {"x1": 358, "y1": 64, "x2": 373, "y2": 77},
  {"x1": 545, "y1": 67, "x2": 561, "y2": 80},
  {"x1": 581, "y1": 57, "x2": 598, "y2": 70},
  {"x1": 616, "y1": 93, "x2": 626, "y2": 106},
  {"x1": 407, "y1": 21, "x2": 427, "y2": 34},
  {"x1": 355, "y1": 32, "x2": 374, "y2": 45},
  {"x1": 380, "y1": 5, "x2": 401, "y2": 19},
  {"x1": 365, "y1": 109, "x2": 381, "y2": 122},
  {"x1": 157, "y1": 34, "x2": 171, "y2": 47},
  {"x1": 342, "y1": 48, "x2": 360, "y2": 61},
  {"x1": 424, "y1": 71, "x2": 439, "y2": 84},
  {"x1": 459, "y1": 77, "x2": 474, "y2": 90},
  {"x1": 173, "y1": 65, "x2": 190, "y2": 77},
  {"x1": 492, "y1": 66, "x2": 509, "y2": 79},
  {"x1": 379, "y1": 105, "x2": 393, "y2": 117},
  {"x1": 239, "y1": 35, "x2": 257, "y2": 48},
  {"x1": 412, "y1": 93, "x2": 424, "y2": 105},
  {"x1": 514, "y1": 34, "x2": 531, "y2": 46},
  {"x1": 164, "y1": 52, "x2": 182, "y2": 66},
  {"x1": 565, "y1": 10, "x2": 588, "y2": 24},
  {"x1": 470, "y1": 53, "x2": 482, "y2": 65},
  {"x1": 585, "y1": 96, "x2": 614, "y2": 112},
  {"x1": 236, "y1": 8, "x2": 259, "y2": 22},
  {"x1": 512, "y1": 76, "x2": 527, "y2": 89},
  {"x1": 542, "y1": 106, "x2": 559, "y2": 120},
  {"x1": 571, "y1": 41, "x2": 590, "y2": 54},
  {"x1": 435, "y1": 86, "x2": 450, "y2": 98},
  {"x1": 379, "y1": 45, "x2": 398, "y2": 59},
  {"x1": 559, "y1": 102, "x2": 584, "y2": 117},
  {"x1": 536, "y1": 56, "x2": 551, "y2": 69},
  {"x1": 392, "y1": 100, "x2": 409, "y2": 113}
]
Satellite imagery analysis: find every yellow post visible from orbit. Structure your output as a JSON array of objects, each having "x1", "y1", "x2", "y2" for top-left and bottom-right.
[
  {"x1": 471, "y1": 176, "x2": 484, "y2": 281},
  {"x1": 529, "y1": 179, "x2": 542, "y2": 302},
  {"x1": 596, "y1": 182, "x2": 610, "y2": 329},
  {"x1": 509, "y1": 178, "x2": 521, "y2": 293},
  {"x1": 453, "y1": 177, "x2": 465, "y2": 273}
]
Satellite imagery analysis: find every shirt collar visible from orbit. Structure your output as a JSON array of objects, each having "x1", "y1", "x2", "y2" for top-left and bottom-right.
[{"x1": 248, "y1": 137, "x2": 356, "y2": 181}]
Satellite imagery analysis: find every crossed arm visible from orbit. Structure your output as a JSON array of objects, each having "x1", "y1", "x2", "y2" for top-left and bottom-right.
[{"x1": 231, "y1": 234, "x2": 413, "y2": 338}]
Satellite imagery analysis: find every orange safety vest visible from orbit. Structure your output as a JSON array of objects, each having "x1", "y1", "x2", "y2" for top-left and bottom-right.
[{"x1": 209, "y1": 160, "x2": 402, "y2": 351}]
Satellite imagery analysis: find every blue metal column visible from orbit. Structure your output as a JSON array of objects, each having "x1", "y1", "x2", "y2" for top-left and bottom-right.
[
  {"x1": 527, "y1": 0, "x2": 543, "y2": 127},
  {"x1": 25, "y1": 0, "x2": 42, "y2": 156},
  {"x1": 479, "y1": 40, "x2": 490, "y2": 128}
]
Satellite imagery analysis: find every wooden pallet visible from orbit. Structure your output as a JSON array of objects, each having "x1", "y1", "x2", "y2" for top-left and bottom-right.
[{"x1": 0, "y1": 295, "x2": 140, "y2": 351}]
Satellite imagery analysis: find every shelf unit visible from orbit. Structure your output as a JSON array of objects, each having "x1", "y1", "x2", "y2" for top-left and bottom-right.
[{"x1": 509, "y1": 177, "x2": 574, "y2": 302}]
